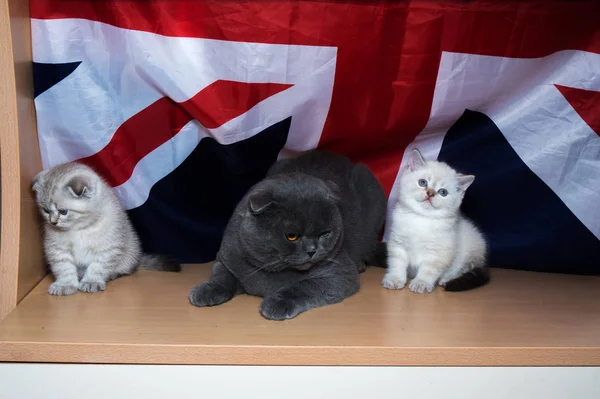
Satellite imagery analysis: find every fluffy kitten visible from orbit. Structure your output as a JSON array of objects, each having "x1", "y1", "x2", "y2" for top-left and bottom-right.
[
  {"x1": 383, "y1": 148, "x2": 489, "y2": 293},
  {"x1": 189, "y1": 150, "x2": 387, "y2": 320},
  {"x1": 32, "y1": 162, "x2": 180, "y2": 296}
]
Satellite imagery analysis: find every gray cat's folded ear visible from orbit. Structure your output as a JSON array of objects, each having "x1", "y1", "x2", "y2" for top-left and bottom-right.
[
  {"x1": 66, "y1": 176, "x2": 93, "y2": 199},
  {"x1": 457, "y1": 174, "x2": 475, "y2": 192},
  {"x1": 325, "y1": 180, "x2": 340, "y2": 202},
  {"x1": 408, "y1": 148, "x2": 427, "y2": 171},
  {"x1": 31, "y1": 170, "x2": 47, "y2": 193},
  {"x1": 249, "y1": 190, "x2": 275, "y2": 215}
]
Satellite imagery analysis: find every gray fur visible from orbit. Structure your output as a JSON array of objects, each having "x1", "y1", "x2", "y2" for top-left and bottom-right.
[
  {"x1": 32, "y1": 162, "x2": 180, "y2": 296},
  {"x1": 189, "y1": 151, "x2": 387, "y2": 320}
]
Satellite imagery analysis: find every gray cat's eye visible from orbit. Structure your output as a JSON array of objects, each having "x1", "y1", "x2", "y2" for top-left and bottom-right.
[
  {"x1": 418, "y1": 179, "x2": 427, "y2": 187},
  {"x1": 42, "y1": 208, "x2": 50, "y2": 213},
  {"x1": 438, "y1": 188, "x2": 448, "y2": 197},
  {"x1": 58, "y1": 209, "x2": 68, "y2": 215}
]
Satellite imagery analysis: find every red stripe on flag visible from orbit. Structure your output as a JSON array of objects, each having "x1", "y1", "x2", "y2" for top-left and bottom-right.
[
  {"x1": 556, "y1": 85, "x2": 600, "y2": 137},
  {"x1": 183, "y1": 80, "x2": 292, "y2": 130},
  {"x1": 78, "y1": 80, "x2": 291, "y2": 186}
]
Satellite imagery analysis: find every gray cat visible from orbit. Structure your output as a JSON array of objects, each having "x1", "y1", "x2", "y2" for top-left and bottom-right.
[
  {"x1": 189, "y1": 150, "x2": 387, "y2": 320},
  {"x1": 32, "y1": 162, "x2": 180, "y2": 296}
]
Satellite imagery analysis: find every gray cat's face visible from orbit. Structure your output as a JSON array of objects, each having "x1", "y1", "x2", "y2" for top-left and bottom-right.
[
  {"x1": 239, "y1": 175, "x2": 343, "y2": 272},
  {"x1": 32, "y1": 163, "x2": 100, "y2": 230},
  {"x1": 399, "y1": 149, "x2": 475, "y2": 216}
]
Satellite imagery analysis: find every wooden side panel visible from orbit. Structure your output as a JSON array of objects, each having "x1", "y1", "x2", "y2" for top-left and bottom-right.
[
  {"x1": 0, "y1": 0, "x2": 45, "y2": 321},
  {"x1": 10, "y1": 0, "x2": 45, "y2": 302}
]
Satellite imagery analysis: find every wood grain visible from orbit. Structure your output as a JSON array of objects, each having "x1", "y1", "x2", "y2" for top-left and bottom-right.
[
  {"x1": 0, "y1": 0, "x2": 22, "y2": 320},
  {"x1": 0, "y1": 265, "x2": 599, "y2": 365},
  {"x1": 0, "y1": 0, "x2": 45, "y2": 321}
]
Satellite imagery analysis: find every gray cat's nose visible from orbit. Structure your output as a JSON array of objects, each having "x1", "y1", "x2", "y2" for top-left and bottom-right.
[
  {"x1": 49, "y1": 220, "x2": 58, "y2": 225},
  {"x1": 306, "y1": 251, "x2": 316, "y2": 258}
]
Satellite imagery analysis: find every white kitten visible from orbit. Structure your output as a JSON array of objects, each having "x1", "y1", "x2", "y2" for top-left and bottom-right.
[
  {"x1": 32, "y1": 162, "x2": 179, "y2": 296},
  {"x1": 383, "y1": 149, "x2": 489, "y2": 293}
]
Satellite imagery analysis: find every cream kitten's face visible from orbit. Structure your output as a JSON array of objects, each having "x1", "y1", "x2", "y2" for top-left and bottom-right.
[
  {"x1": 32, "y1": 165, "x2": 100, "y2": 230},
  {"x1": 399, "y1": 149, "x2": 475, "y2": 216}
]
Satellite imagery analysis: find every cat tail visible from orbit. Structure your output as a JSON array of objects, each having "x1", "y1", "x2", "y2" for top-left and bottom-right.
[
  {"x1": 366, "y1": 242, "x2": 388, "y2": 268},
  {"x1": 444, "y1": 267, "x2": 490, "y2": 292},
  {"x1": 138, "y1": 254, "x2": 181, "y2": 272}
]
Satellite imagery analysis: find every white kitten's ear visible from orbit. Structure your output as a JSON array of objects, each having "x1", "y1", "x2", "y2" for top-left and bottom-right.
[
  {"x1": 66, "y1": 176, "x2": 92, "y2": 199},
  {"x1": 457, "y1": 174, "x2": 475, "y2": 192},
  {"x1": 408, "y1": 148, "x2": 427, "y2": 171},
  {"x1": 31, "y1": 170, "x2": 47, "y2": 193},
  {"x1": 248, "y1": 190, "x2": 275, "y2": 215}
]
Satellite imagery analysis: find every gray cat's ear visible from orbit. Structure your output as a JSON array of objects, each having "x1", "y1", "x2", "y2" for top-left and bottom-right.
[
  {"x1": 66, "y1": 176, "x2": 92, "y2": 199},
  {"x1": 31, "y1": 170, "x2": 47, "y2": 193},
  {"x1": 457, "y1": 174, "x2": 475, "y2": 192},
  {"x1": 248, "y1": 190, "x2": 275, "y2": 215},
  {"x1": 325, "y1": 180, "x2": 341, "y2": 202},
  {"x1": 408, "y1": 148, "x2": 426, "y2": 171}
]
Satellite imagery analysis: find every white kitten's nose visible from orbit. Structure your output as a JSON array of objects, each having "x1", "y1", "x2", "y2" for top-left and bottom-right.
[{"x1": 426, "y1": 188, "x2": 436, "y2": 197}]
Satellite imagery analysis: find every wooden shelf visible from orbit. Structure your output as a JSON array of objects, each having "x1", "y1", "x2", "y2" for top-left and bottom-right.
[{"x1": 0, "y1": 264, "x2": 599, "y2": 366}]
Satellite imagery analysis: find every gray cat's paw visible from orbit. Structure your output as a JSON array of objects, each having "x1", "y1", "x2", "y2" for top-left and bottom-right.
[
  {"x1": 189, "y1": 282, "x2": 232, "y2": 307},
  {"x1": 409, "y1": 279, "x2": 435, "y2": 294},
  {"x1": 78, "y1": 281, "x2": 106, "y2": 293},
  {"x1": 260, "y1": 296, "x2": 302, "y2": 321},
  {"x1": 48, "y1": 282, "x2": 78, "y2": 296},
  {"x1": 382, "y1": 274, "x2": 406, "y2": 290}
]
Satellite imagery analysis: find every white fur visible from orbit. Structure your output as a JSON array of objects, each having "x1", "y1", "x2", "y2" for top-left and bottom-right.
[
  {"x1": 383, "y1": 149, "x2": 487, "y2": 293},
  {"x1": 32, "y1": 162, "x2": 143, "y2": 295}
]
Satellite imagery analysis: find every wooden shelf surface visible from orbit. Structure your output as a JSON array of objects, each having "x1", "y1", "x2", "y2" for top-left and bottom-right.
[{"x1": 0, "y1": 264, "x2": 599, "y2": 365}]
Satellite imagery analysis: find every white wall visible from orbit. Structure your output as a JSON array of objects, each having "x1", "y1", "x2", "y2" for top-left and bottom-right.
[{"x1": 0, "y1": 365, "x2": 599, "y2": 399}]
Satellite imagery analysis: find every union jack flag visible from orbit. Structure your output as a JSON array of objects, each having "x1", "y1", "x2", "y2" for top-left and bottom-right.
[{"x1": 31, "y1": 0, "x2": 600, "y2": 274}]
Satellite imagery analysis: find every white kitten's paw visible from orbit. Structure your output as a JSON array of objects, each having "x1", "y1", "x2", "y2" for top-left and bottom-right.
[
  {"x1": 382, "y1": 274, "x2": 406, "y2": 290},
  {"x1": 409, "y1": 279, "x2": 435, "y2": 294},
  {"x1": 48, "y1": 282, "x2": 78, "y2": 296},
  {"x1": 78, "y1": 281, "x2": 106, "y2": 293}
]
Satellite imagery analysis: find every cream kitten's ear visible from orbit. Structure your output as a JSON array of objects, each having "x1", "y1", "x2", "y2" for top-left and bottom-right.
[
  {"x1": 457, "y1": 174, "x2": 475, "y2": 192},
  {"x1": 31, "y1": 170, "x2": 47, "y2": 193},
  {"x1": 408, "y1": 148, "x2": 426, "y2": 171},
  {"x1": 66, "y1": 176, "x2": 93, "y2": 199}
]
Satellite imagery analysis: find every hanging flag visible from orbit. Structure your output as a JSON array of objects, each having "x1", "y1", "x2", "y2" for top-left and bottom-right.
[{"x1": 30, "y1": 0, "x2": 600, "y2": 273}]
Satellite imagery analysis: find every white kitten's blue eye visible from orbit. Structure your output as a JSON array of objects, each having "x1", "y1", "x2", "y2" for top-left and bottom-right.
[
  {"x1": 418, "y1": 179, "x2": 427, "y2": 187},
  {"x1": 438, "y1": 189, "x2": 448, "y2": 197},
  {"x1": 58, "y1": 209, "x2": 68, "y2": 215}
]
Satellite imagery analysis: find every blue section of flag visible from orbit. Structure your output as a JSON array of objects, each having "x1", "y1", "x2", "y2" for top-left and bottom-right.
[
  {"x1": 33, "y1": 61, "x2": 82, "y2": 98},
  {"x1": 127, "y1": 117, "x2": 292, "y2": 263},
  {"x1": 438, "y1": 110, "x2": 600, "y2": 275}
]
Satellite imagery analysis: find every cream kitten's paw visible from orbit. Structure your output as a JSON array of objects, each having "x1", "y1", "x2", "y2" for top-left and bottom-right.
[
  {"x1": 48, "y1": 282, "x2": 78, "y2": 296},
  {"x1": 409, "y1": 279, "x2": 435, "y2": 294},
  {"x1": 382, "y1": 274, "x2": 406, "y2": 290},
  {"x1": 78, "y1": 281, "x2": 106, "y2": 293}
]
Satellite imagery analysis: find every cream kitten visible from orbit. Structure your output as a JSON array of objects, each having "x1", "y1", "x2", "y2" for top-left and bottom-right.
[
  {"x1": 383, "y1": 149, "x2": 489, "y2": 293},
  {"x1": 32, "y1": 162, "x2": 180, "y2": 296}
]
